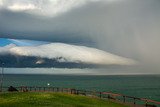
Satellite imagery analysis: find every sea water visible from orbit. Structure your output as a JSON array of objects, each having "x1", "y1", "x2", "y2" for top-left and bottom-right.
[{"x1": 2, "y1": 74, "x2": 160, "y2": 101}]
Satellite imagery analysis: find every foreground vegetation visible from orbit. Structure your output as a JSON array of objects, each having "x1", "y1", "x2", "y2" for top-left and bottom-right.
[{"x1": 0, "y1": 92, "x2": 128, "y2": 107}]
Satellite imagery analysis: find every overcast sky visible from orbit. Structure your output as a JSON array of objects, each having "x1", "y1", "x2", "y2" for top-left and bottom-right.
[{"x1": 0, "y1": 0, "x2": 160, "y2": 74}]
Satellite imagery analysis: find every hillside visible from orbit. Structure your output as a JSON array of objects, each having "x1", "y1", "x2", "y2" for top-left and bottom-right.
[
  {"x1": 0, "y1": 54, "x2": 103, "y2": 68},
  {"x1": 0, "y1": 92, "x2": 128, "y2": 107}
]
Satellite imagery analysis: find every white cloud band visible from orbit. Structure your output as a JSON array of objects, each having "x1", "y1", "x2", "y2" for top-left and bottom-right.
[{"x1": 0, "y1": 43, "x2": 136, "y2": 65}]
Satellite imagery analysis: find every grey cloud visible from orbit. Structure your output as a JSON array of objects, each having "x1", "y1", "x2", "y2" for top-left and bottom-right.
[{"x1": 0, "y1": 0, "x2": 160, "y2": 73}]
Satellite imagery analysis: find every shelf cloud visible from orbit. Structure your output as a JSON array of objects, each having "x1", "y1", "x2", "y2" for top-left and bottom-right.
[
  {"x1": 0, "y1": 0, "x2": 160, "y2": 72},
  {"x1": 0, "y1": 43, "x2": 136, "y2": 66}
]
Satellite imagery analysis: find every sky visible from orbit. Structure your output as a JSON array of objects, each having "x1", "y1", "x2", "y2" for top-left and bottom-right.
[
  {"x1": 0, "y1": 38, "x2": 48, "y2": 46},
  {"x1": 0, "y1": 0, "x2": 160, "y2": 74}
]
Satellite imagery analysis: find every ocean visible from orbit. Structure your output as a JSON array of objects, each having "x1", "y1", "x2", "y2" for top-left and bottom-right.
[{"x1": 2, "y1": 74, "x2": 160, "y2": 101}]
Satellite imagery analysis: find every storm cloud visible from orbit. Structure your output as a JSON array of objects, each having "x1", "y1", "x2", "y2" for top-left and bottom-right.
[
  {"x1": 0, "y1": 0, "x2": 160, "y2": 73},
  {"x1": 0, "y1": 43, "x2": 136, "y2": 66}
]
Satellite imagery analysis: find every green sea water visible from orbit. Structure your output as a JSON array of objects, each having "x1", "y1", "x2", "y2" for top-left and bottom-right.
[{"x1": 2, "y1": 74, "x2": 160, "y2": 102}]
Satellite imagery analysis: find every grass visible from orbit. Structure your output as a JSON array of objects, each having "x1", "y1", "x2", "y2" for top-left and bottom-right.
[{"x1": 0, "y1": 92, "x2": 129, "y2": 107}]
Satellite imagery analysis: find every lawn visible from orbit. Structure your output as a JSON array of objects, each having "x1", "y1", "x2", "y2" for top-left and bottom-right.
[{"x1": 0, "y1": 92, "x2": 128, "y2": 107}]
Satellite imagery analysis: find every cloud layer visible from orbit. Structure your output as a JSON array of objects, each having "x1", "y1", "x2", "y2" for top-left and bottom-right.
[
  {"x1": 0, "y1": 0, "x2": 160, "y2": 72},
  {"x1": 0, "y1": 0, "x2": 105, "y2": 16},
  {"x1": 0, "y1": 43, "x2": 136, "y2": 66}
]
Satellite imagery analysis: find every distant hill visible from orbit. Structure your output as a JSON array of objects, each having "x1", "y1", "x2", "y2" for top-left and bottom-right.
[{"x1": 0, "y1": 54, "x2": 102, "y2": 68}]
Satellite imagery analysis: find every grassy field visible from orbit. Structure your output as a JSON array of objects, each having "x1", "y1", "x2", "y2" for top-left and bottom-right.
[{"x1": 0, "y1": 92, "x2": 128, "y2": 107}]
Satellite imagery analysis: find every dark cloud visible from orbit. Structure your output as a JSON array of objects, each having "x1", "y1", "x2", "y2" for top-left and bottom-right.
[
  {"x1": 0, "y1": 0, "x2": 160, "y2": 73},
  {"x1": 0, "y1": 9, "x2": 96, "y2": 46}
]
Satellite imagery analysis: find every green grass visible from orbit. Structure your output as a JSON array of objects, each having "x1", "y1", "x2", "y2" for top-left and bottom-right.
[{"x1": 0, "y1": 92, "x2": 128, "y2": 107}]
